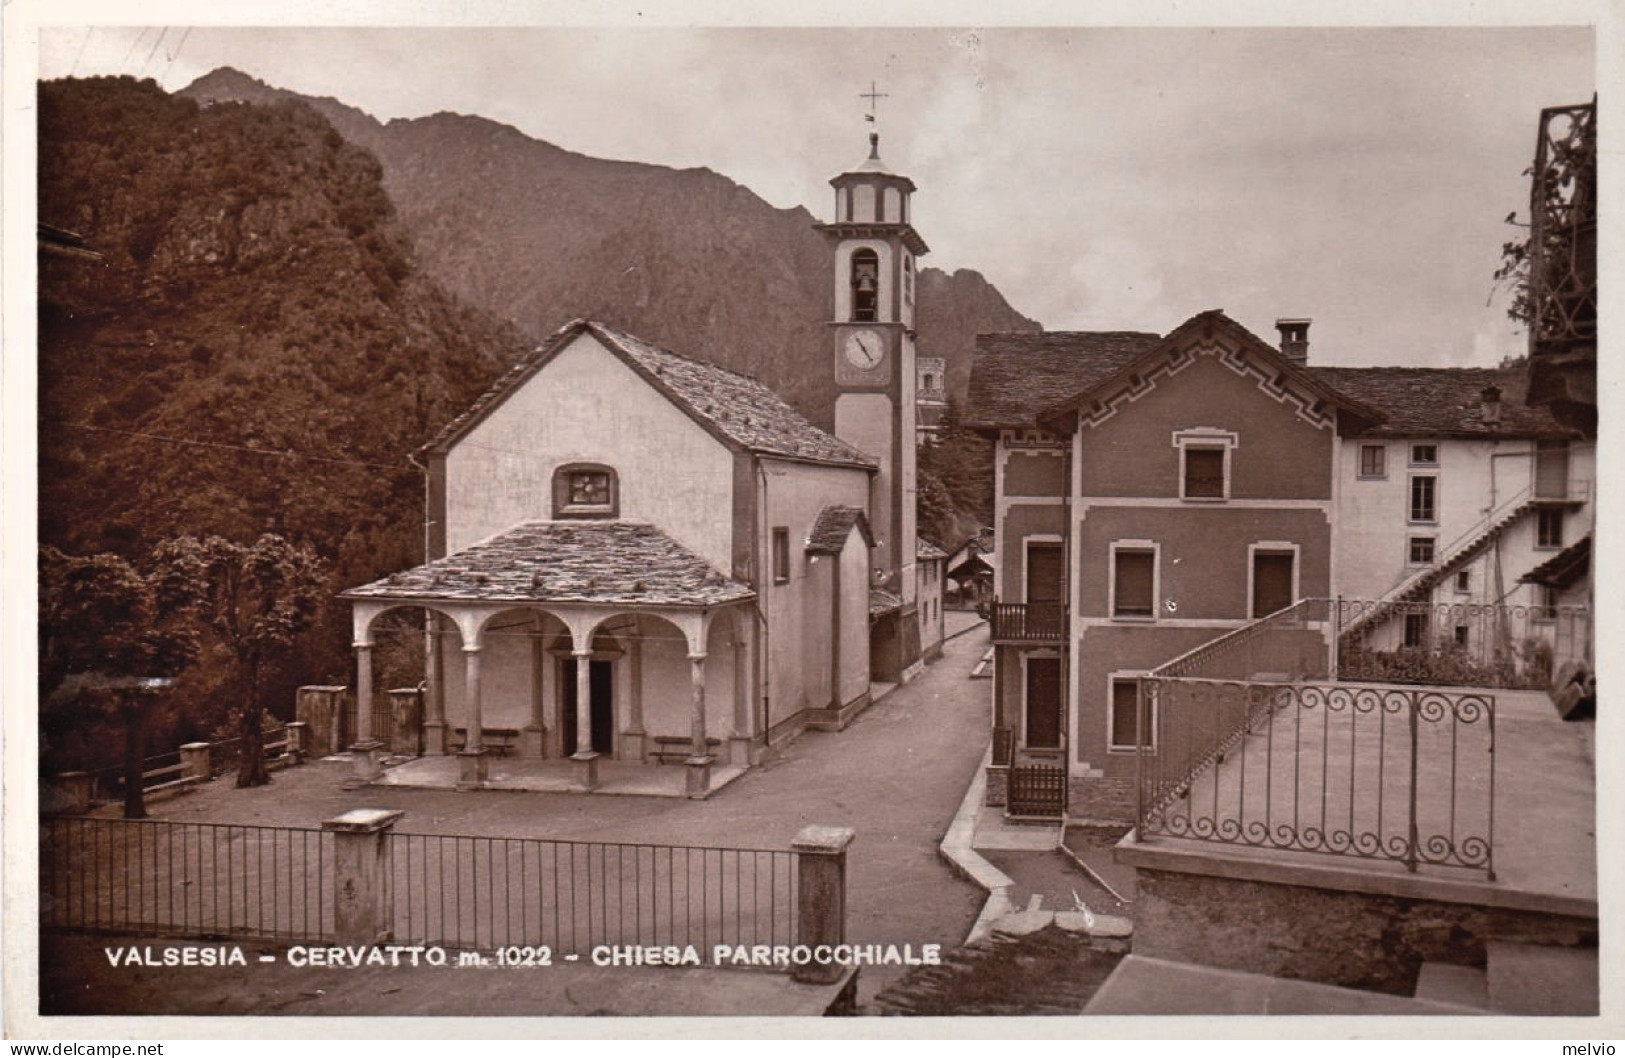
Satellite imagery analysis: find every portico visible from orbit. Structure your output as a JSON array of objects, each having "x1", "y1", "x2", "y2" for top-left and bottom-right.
[{"x1": 342, "y1": 520, "x2": 758, "y2": 796}]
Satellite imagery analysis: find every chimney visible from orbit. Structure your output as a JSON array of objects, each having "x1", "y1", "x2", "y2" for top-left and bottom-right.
[
  {"x1": 1481, "y1": 384, "x2": 1503, "y2": 427},
  {"x1": 1275, "y1": 318, "x2": 1312, "y2": 364}
]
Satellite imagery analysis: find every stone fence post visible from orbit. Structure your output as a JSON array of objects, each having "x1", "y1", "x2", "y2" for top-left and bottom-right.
[
  {"x1": 283, "y1": 722, "x2": 309, "y2": 763},
  {"x1": 791, "y1": 824, "x2": 855, "y2": 984},
  {"x1": 322, "y1": 808, "x2": 404, "y2": 945},
  {"x1": 387, "y1": 687, "x2": 422, "y2": 757},
  {"x1": 179, "y1": 742, "x2": 212, "y2": 782},
  {"x1": 296, "y1": 685, "x2": 349, "y2": 757}
]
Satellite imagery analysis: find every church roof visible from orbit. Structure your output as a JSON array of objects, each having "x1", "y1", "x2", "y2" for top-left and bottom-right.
[
  {"x1": 1308, "y1": 365, "x2": 1579, "y2": 439},
  {"x1": 807, "y1": 505, "x2": 875, "y2": 554},
  {"x1": 964, "y1": 330, "x2": 1162, "y2": 431},
  {"x1": 341, "y1": 521, "x2": 754, "y2": 608},
  {"x1": 424, "y1": 319, "x2": 878, "y2": 471}
]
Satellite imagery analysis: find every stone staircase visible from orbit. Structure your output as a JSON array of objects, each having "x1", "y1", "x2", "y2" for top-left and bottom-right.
[{"x1": 1414, "y1": 942, "x2": 1599, "y2": 1016}]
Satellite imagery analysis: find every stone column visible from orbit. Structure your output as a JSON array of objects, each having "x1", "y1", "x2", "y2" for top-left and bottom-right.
[
  {"x1": 322, "y1": 808, "x2": 404, "y2": 944},
  {"x1": 522, "y1": 624, "x2": 547, "y2": 757},
  {"x1": 424, "y1": 617, "x2": 447, "y2": 755},
  {"x1": 351, "y1": 644, "x2": 384, "y2": 781},
  {"x1": 620, "y1": 632, "x2": 646, "y2": 762},
  {"x1": 685, "y1": 652, "x2": 712, "y2": 798},
  {"x1": 571, "y1": 649, "x2": 599, "y2": 790},
  {"x1": 457, "y1": 645, "x2": 487, "y2": 789},
  {"x1": 791, "y1": 825, "x2": 856, "y2": 984},
  {"x1": 179, "y1": 742, "x2": 212, "y2": 782}
]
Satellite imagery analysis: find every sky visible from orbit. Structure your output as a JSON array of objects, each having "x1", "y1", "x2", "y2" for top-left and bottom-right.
[{"x1": 17, "y1": 5, "x2": 1604, "y2": 371}]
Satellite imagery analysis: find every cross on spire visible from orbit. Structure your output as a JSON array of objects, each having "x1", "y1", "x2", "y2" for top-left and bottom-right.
[{"x1": 860, "y1": 80, "x2": 889, "y2": 122}]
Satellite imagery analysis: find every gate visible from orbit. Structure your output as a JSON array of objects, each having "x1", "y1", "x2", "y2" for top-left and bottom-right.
[{"x1": 1007, "y1": 764, "x2": 1066, "y2": 819}]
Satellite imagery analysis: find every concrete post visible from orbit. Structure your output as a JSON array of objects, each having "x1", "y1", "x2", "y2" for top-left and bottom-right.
[
  {"x1": 179, "y1": 742, "x2": 212, "y2": 782},
  {"x1": 458, "y1": 646, "x2": 488, "y2": 789},
  {"x1": 686, "y1": 652, "x2": 713, "y2": 798},
  {"x1": 283, "y1": 722, "x2": 308, "y2": 763},
  {"x1": 321, "y1": 808, "x2": 404, "y2": 945},
  {"x1": 351, "y1": 645, "x2": 384, "y2": 781},
  {"x1": 387, "y1": 688, "x2": 421, "y2": 757},
  {"x1": 791, "y1": 825, "x2": 855, "y2": 984},
  {"x1": 54, "y1": 772, "x2": 93, "y2": 813},
  {"x1": 571, "y1": 650, "x2": 599, "y2": 791},
  {"x1": 296, "y1": 685, "x2": 348, "y2": 757}
]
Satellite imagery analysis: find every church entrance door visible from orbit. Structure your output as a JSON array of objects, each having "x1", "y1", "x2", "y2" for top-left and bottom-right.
[{"x1": 560, "y1": 658, "x2": 614, "y2": 756}]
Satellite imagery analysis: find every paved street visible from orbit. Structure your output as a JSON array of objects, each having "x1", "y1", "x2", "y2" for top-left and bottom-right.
[{"x1": 62, "y1": 618, "x2": 996, "y2": 1014}]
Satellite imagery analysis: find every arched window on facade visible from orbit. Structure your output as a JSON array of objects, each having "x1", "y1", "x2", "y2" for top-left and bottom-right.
[
  {"x1": 851, "y1": 248, "x2": 880, "y2": 322},
  {"x1": 553, "y1": 462, "x2": 618, "y2": 518}
]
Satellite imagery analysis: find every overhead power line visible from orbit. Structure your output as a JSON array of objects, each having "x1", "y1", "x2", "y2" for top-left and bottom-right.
[{"x1": 59, "y1": 420, "x2": 416, "y2": 472}]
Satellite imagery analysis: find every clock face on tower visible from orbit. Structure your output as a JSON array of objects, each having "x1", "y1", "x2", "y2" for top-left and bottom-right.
[{"x1": 842, "y1": 328, "x2": 886, "y2": 370}]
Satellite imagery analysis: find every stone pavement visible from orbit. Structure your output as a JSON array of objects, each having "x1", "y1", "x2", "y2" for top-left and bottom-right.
[{"x1": 47, "y1": 618, "x2": 996, "y2": 1018}]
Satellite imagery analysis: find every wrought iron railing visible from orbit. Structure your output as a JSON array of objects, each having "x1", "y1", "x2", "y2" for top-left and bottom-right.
[
  {"x1": 41, "y1": 817, "x2": 335, "y2": 939},
  {"x1": 1336, "y1": 600, "x2": 1588, "y2": 690},
  {"x1": 1135, "y1": 679, "x2": 1495, "y2": 877},
  {"x1": 1154, "y1": 597, "x2": 1334, "y2": 681},
  {"x1": 42, "y1": 817, "x2": 802, "y2": 956},
  {"x1": 988, "y1": 601, "x2": 1068, "y2": 642},
  {"x1": 385, "y1": 832, "x2": 798, "y2": 953}
]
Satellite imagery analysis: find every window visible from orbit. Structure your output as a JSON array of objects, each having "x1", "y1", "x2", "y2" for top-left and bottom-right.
[
  {"x1": 1183, "y1": 448, "x2": 1226, "y2": 499},
  {"x1": 850, "y1": 249, "x2": 879, "y2": 322},
  {"x1": 1454, "y1": 625, "x2": 1470, "y2": 647},
  {"x1": 1409, "y1": 476, "x2": 1437, "y2": 523},
  {"x1": 1408, "y1": 536, "x2": 1436, "y2": 565},
  {"x1": 1109, "y1": 678, "x2": 1152, "y2": 752},
  {"x1": 1403, "y1": 611, "x2": 1429, "y2": 649},
  {"x1": 772, "y1": 527, "x2": 790, "y2": 584},
  {"x1": 1359, "y1": 444, "x2": 1387, "y2": 479},
  {"x1": 1251, "y1": 550, "x2": 1296, "y2": 618},
  {"x1": 1535, "y1": 440, "x2": 1570, "y2": 499},
  {"x1": 552, "y1": 463, "x2": 618, "y2": 518},
  {"x1": 1534, "y1": 585, "x2": 1559, "y2": 621},
  {"x1": 1538, "y1": 508, "x2": 1564, "y2": 549},
  {"x1": 1455, "y1": 570, "x2": 1471, "y2": 593},
  {"x1": 1174, "y1": 429, "x2": 1237, "y2": 500},
  {"x1": 1411, "y1": 444, "x2": 1438, "y2": 466},
  {"x1": 1112, "y1": 546, "x2": 1155, "y2": 618}
]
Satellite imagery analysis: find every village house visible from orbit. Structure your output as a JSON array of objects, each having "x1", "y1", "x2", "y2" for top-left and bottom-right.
[
  {"x1": 340, "y1": 132, "x2": 931, "y2": 794},
  {"x1": 966, "y1": 310, "x2": 1592, "y2": 820}
]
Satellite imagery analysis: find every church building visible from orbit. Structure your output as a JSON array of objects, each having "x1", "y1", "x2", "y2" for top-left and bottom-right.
[{"x1": 341, "y1": 132, "x2": 929, "y2": 795}]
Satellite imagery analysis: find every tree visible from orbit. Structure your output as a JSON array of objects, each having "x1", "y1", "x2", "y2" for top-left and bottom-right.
[
  {"x1": 917, "y1": 397, "x2": 994, "y2": 544},
  {"x1": 153, "y1": 534, "x2": 326, "y2": 787},
  {"x1": 39, "y1": 546, "x2": 199, "y2": 818}
]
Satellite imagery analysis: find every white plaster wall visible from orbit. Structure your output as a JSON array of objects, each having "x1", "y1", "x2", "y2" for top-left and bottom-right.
[
  {"x1": 444, "y1": 333, "x2": 735, "y2": 569},
  {"x1": 637, "y1": 618, "x2": 736, "y2": 741},
  {"x1": 761, "y1": 459, "x2": 871, "y2": 719},
  {"x1": 838, "y1": 529, "x2": 872, "y2": 706},
  {"x1": 1333, "y1": 437, "x2": 1550, "y2": 601}
]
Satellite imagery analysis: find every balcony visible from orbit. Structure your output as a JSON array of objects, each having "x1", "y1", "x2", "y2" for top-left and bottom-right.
[{"x1": 988, "y1": 601, "x2": 1068, "y2": 644}]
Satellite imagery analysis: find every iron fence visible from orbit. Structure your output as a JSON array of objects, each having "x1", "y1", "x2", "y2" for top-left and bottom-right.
[
  {"x1": 385, "y1": 833, "x2": 798, "y2": 952},
  {"x1": 1136, "y1": 678, "x2": 1494, "y2": 876},
  {"x1": 1335, "y1": 600, "x2": 1589, "y2": 690},
  {"x1": 41, "y1": 817, "x2": 334, "y2": 939},
  {"x1": 42, "y1": 818, "x2": 803, "y2": 955},
  {"x1": 1156, "y1": 598, "x2": 1334, "y2": 682}
]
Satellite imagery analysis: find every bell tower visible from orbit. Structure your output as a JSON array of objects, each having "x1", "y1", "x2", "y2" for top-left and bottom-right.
[{"x1": 815, "y1": 105, "x2": 928, "y2": 678}]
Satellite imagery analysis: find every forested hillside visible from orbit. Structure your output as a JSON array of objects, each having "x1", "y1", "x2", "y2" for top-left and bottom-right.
[{"x1": 38, "y1": 76, "x2": 533, "y2": 759}]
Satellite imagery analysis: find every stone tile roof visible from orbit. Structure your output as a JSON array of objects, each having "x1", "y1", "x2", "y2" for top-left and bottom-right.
[
  {"x1": 1309, "y1": 365, "x2": 1579, "y2": 439},
  {"x1": 917, "y1": 538, "x2": 948, "y2": 561},
  {"x1": 806, "y1": 505, "x2": 874, "y2": 554},
  {"x1": 342, "y1": 521, "x2": 753, "y2": 608},
  {"x1": 964, "y1": 330, "x2": 1162, "y2": 430},
  {"x1": 426, "y1": 319, "x2": 877, "y2": 470}
]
